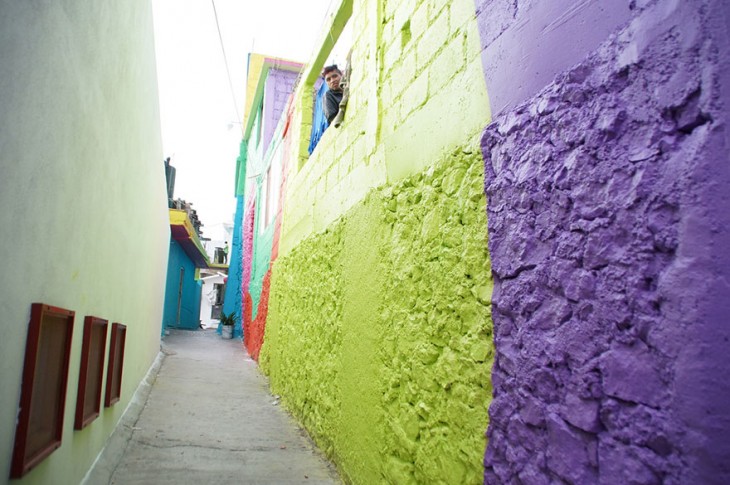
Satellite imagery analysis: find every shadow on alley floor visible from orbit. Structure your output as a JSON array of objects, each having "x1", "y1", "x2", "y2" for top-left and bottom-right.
[{"x1": 85, "y1": 329, "x2": 340, "y2": 485}]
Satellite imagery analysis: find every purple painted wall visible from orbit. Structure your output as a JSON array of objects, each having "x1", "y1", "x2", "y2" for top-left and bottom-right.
[
  {"x1": 263, "y1": 68, "x2": 299, "y2": 151},
  {"x1": 477, "y1": 0, "x2": 632, "y2": 117},
  {"x1": 476, "y1": 0, "x2": 730, "y2": 483}
]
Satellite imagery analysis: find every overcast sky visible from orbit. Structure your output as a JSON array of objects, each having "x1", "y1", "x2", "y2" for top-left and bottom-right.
[{"x1": 151, "y1": 0, "x2": 334, "y2": 232}]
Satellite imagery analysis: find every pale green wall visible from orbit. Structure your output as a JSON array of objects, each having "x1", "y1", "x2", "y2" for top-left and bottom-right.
[{"x1": 0, "y1": 2, "x2": 168, "y2": 483}]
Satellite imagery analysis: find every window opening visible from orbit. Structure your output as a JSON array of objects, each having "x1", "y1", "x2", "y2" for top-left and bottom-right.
[
  {"x1": 307, "y1": 13, "x2": 353, "y2": 155},
  {"x1": 74, "y1": 316, "x2": 108, "y2": 430},
  {"x1": 213, "y1": 283, "x2": 224, "y2": 306},
  {"x1": 105, "y1": 323, "x2": 127, "y2": 407},
  {"x1": 11, "y1": 304, "x2": 75, "y2": 478}
]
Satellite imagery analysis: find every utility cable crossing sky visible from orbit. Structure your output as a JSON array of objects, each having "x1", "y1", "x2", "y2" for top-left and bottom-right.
[{"x1": 152, "y1": 0, "x2": 332, "y2": 229}]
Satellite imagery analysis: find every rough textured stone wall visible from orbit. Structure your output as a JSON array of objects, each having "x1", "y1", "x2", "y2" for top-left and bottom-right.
[
  {"x1": 279, "y1": 0, "x2": 490, "y2": 257},
  {"x1": 241, "y1": 196, "x2": 256, "y2": 347},
  {"x1": 478, "y1": 0, "x2": 730, "y2": 482},
  {"x1": 378, "y1": 148, "x2": 492, "y2": 485},
  {"x1": 257, "y1": 1, "x2": 493, "y2": 483},
  {"x1": 261, "y1": 147, "x2": 492, "y2": 484}
]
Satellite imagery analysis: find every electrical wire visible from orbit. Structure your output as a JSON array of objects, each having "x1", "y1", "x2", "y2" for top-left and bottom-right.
[{"x1": 211, "y1": 0, "x2": 242, "y2": 125}]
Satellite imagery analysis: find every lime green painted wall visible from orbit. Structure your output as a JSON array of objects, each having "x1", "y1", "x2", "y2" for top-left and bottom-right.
[
  {"x1": 279, "y1": 0, "x2": 489, "y2": 257},
  {"x1": 260, "y1": 0, "x2": 494, "y2": 483},
  {"x1": 261, "y1": 144, "x2": 492, "y2": 484}
]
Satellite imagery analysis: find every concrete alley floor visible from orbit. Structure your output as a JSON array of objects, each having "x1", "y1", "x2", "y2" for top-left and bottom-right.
[{"x1": 85, "y1": 329, "x2": 340, "y2": 485}]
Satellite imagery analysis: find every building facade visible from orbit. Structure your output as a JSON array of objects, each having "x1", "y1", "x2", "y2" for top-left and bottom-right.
[
  {"x1": 475, "y1": 1, "x2": 730, "y2": 483},
  {"x1": 238, "y1": 1, "x2": 493, "y2": 483},
  {"x1": 234, "y1": 0, "x2": 730, "y2": 484},
  {"x1": 162, "y1": 205, "x2": 211, "y2": 332},
  {"x1": 0, "y1": 1, "x2": 169, "y2": 482},
  {"x1": 233, "y1": 54, "x2": 304, "y2": 356}
]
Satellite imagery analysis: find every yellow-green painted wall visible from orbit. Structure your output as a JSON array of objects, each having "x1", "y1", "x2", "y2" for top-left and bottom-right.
[
  {"x1": 260, "y1": 0, "x2": 493, "y2": 483},
  {"x1": 262, "y1": 148, "x2": 493, "y2": 483},
  {"x1": 0, "y1": 2, "x2": 168, "y2": 483},
  {"x1": 279, "y1": 0, "x2": 489, "y2": 256}
]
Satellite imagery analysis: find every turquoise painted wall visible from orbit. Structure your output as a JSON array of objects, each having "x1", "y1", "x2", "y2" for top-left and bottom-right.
[
  {"x1": 163, "y1": 240, "x2": 202, "y2": 331},
  {"x1": 222, "y1": 195, "x2": 245, "y2": 338}
]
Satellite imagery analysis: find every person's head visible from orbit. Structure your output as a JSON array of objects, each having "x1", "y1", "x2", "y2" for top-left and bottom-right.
[{"x1": 322, "y1": 65, "x2": 342, "y2": 91}]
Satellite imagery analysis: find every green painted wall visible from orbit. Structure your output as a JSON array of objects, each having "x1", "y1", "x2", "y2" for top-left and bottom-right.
[{"x1": 261, "y1": 144, "x2": 492, "y2": 484}]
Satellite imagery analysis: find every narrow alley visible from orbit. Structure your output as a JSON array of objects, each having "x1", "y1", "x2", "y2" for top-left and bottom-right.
[
  {"x1": 85, "y1": 330, "x2": 340, "y2": 485},
  {"x1": 3, "y1": 1, "x2": 730, "y2": 483}
]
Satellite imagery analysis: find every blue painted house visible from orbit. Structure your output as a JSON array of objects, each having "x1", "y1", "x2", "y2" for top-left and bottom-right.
[{"x1": 162, "y1": 201, "x2": 210, "y2": 332}]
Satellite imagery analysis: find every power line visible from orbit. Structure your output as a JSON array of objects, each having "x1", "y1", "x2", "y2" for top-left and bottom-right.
[{"x1": 210, "y1": 0, "x2": 241, "y2": 125}]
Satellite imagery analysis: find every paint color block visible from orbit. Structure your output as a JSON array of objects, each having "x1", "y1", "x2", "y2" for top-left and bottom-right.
[{"x1": 261, "y1": 144, "x2": 493, "y2": 484}]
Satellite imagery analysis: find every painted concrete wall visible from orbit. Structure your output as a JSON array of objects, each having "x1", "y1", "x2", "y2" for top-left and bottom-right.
[
  {"x1": 257, "y1": 0, "x2": 494, "y2": 483},
  {"x1": 248, "y1": 156, "x2": 278, "y2": 321},
  {"x1": 162, "y1": 240, "x2": 202, "y2": 331},
  {"x1": 199, "y1": 276, "x2": 222, "y2": 328},
  {"x1": 0, "y1": 1, "x2": 168, "y2": 483},
  {"x1": 239, "y1": 63, "x2": 300, "y2": 358},
  {"x1": 278, "y1": 0, "x2": 490, "y2": 257},
  {"x1": 263, "y1": 151, "x2": 492, "y2": 484},
  {"x1": 475, "y1": 0, "x2": 730, "y2": 482},
  {"x1": 222, "y1": 194, "x2": 244, "y2": 338},
  {"x1": 240, "y1": 196, "x2": 256, "y2": 338},
  {"x1": 263, "y1": 69, "x2": 300, "y2": 151}
]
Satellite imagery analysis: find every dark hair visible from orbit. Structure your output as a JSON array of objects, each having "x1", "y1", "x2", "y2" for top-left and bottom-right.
[{"x1": 321, "y1": 64, "x2": 341, "y2": 77}]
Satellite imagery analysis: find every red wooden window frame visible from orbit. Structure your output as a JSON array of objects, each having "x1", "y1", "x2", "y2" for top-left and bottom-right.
[
  {"x1": 74, "y1": 316, "x2": 108, "y2": 430},
  {"x1": 105, "y1": 323, "x2": 126, "y2": 407},
  {"x1": 11, "y1": 303, "x2": 75, "y2": 479}
]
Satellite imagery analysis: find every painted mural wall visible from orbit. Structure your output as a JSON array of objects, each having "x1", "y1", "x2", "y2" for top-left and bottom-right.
[
  {"x1": 236, "y1": 58, "x2": 303, "y2": 358},
  {"x1": 475, "y1": 0, "x2": 730, "y2": 483},
  {"x1": 253, "y1": 0, "x2": 495, "y2": 483},
  {"x1": 264, "y1": 152, "x2": 492, "y2": 484},
  {"x1": 233, "y1": 1, "x2": 730, "y2": 483},
  {"x1": 226, "y1": 58, "x2": 301, "y2": 343},
  {"x1": 0, "y1": 1, "x2": 168, "y2": 483}
]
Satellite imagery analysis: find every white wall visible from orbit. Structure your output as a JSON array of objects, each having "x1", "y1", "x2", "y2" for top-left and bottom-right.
[
  {"x1": 200, "y1": 273, "x2": 227, "y2": 328},
  {"x1": 0, "y1": 1, "x2": 168, "y2": 483}
]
